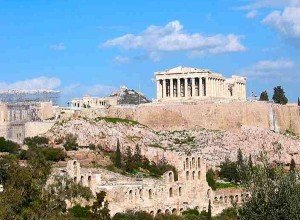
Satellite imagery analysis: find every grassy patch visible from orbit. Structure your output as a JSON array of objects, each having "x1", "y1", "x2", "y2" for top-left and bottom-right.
[{"x1": 95, "y1": 117, "x2": 140, "y2": 125}]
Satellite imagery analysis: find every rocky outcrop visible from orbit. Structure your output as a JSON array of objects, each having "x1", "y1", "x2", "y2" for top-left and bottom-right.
[
  {"x1": 110, "y1": 86, "x2": 151, "y2": 105},
  {"x1": 46, "y1": 118, "x2": 300, "y2": 166}
]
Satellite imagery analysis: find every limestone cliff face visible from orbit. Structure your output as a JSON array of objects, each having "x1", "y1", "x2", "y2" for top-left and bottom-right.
[
  {"x1": 45, "y1": 117, "x2": 300, "y2": 166},
  {"x1": 102, "y1": 102, "x2": 300, "y2": 135}
]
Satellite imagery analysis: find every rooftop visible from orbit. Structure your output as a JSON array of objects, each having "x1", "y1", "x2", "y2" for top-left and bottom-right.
[{"x1": 155, "y1": 66, "x2": 211, "y2": 75}]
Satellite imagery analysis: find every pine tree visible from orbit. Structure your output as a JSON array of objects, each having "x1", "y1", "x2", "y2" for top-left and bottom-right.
[
  {"x1": 248, "y1": 155, "x2": 253, "y2": 172},
  {"x1": 272, "y1": 86, "x2": 288, "y2": 105},
  {"x1": 133, "y1": 144, "x2": 142, "y2": 166},
  {"x1": 259, "y1": 91, "x2": 269, "y2": 101},
  {"x1": 124, "y1": 147, "x2": 134, "y2": 173},
  {"x1": 207, "y1": 199, "x2": 212, "y2": 220},
  {"x1": 237, "y1": 148, "x2": 244, "y2": 167},
  {"x1": 115, "y1": 140, "x2": 122, "y2": 168},
  {"x1": 290, "y1": 158, "x2": 296, "y2": 172}
]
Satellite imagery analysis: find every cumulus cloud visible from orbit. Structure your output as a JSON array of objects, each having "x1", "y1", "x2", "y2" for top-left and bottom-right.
[
  {"x1": 246, "y1": 10, "x2": 258, "y2": 19},
  {"x1": 263, "y1": 7, "x2": 300, "y2": 38},
  {"x1": 0, "y1": 77, "x2": 61, "y2": 91},
  {"x1": 102, "y1": 20, "x2": 246, "y2": 59},
  {"x1": 50, "y1": 42, "x2": 66, "y2": 51},
  {"x1": 241, "y1": 59, "x2": 296, "y2": 79}
]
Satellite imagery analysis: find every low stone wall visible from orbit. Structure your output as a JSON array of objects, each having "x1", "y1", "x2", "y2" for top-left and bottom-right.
[{"x1": 25, "y1": 121, "x2": 55, "y2": 138}]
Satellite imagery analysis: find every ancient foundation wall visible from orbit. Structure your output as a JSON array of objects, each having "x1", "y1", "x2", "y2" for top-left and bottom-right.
[
  {"x1": 101, "y1": 102, "x2": 300, "y2": 134},
  {"x1": 25, "y1": 121, "x2": 55, "y2": 138}
]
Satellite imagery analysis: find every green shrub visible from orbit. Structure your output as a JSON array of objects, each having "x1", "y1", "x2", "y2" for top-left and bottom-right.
[
  {"x1": 0, "y1": 137, "x2": 20, "y2": 154},
  {"x1": 23, "y1": 136, "x2": 49, "y2": 148},
  {"x1": 63, "y1": 133, "x2": 78, "y2": 151},
  {"x1": 68, "y1": 205, "x2": 91, "y2": 218},
  {"x1": 206, "y1": 169, "x2": 216, "y2": 190}
]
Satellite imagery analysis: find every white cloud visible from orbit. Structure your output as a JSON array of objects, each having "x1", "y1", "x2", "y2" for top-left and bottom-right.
[
  {"x1": 113, "y1": 55, "x2": 130, "y2": 64},
  {"x1": 103, "y1": 20, "x2": 246, "y2": 59},
  {"x1": 50, "y1": 42, "x2": 66, "y2": 51},
  {"x1": 262, "y1": 7, "x2": 300, "y2": 38},
  {"x1": 0, "y1": 77, "x2": 61, "y2": 91},
  {"x1": 246, "y1": 10, "x2": 258, "y2": 19},
  {"x1": 241, "y1": 59, "x2": 296, "y2": 78},
  {"x1": 253, "y1": 59, "x2": 295, "y2": 69},
  {"x1": 236, "y1": 0, "x2": 299, "y2": 10},
  {"x1": 62, "y1": 83, "x2": 115, "y2": 98}
]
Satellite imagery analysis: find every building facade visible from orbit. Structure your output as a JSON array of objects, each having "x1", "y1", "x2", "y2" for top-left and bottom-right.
[
  {"x1": 0, "y1": 101, "x2": 54, "y2": 143},
  {"x1": 71, "y1": 96, "x2": 118, "y2": 108},
  {"x1": 155, "y1": 66, "x2": 246, "y2": 101}
]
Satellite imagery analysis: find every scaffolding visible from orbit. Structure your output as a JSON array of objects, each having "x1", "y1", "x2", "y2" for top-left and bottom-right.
[{"x1": 0, "y1": 89, "x2": 60, "y2": 105}]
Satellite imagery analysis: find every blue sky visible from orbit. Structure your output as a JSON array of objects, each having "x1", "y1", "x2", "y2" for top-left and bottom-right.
[{"x1": 0, "y1": 0, "x2": 299, "y2": 104}]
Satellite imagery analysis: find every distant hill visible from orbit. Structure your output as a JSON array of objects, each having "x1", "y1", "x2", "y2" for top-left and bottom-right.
[{"x1": 110, "y1": 86, "x2": 151, "y2": 105}]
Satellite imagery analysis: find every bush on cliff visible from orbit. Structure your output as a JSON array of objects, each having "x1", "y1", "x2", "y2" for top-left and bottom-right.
[
  {"x1": 63, "y1": 133, "x2": 79, "y2": 151},
  {"x1": 23, "y1": 136, "x2": 49, "y2": 148}
]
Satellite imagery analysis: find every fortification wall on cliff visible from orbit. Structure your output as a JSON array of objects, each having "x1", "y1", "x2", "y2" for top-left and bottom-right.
[{"x1": 88, "y1": 102, "x2": 300, "y2": 134}]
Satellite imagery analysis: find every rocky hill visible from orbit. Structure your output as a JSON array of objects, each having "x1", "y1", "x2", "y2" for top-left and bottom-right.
[
  {"x1": 45, "y1": 117, "x2": 300, "y2": 166},
  {"x1": 110, "y1": 86, "x2": 151, "y2": 105}
]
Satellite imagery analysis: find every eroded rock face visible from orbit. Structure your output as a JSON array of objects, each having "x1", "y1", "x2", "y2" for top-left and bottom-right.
[{"x1": 46, "y1": 118, "x2": 300, "y2": 166}]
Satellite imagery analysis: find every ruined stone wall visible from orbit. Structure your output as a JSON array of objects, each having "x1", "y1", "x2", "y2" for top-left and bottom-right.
[
  {"x1": 60, "y1": 153, "x2": 245, "y2": 216},
  {"x1": 99, "y1": 102, "x2": 300, "y2": 134}
]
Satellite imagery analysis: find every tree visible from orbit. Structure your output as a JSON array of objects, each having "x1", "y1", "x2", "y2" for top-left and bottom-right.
[
  {"x1": 237, "y1": 148, "x2": 244, "y2": 167},
  {"x1": 63, "y1": 133, "x2": 78, "y2": 151},
  {"x1": 124, "y1": 147, "x2": 135, "y2": 173},
  {"x1": 0, "y1": 152, "x2": 92, "y2": 219},
  {"x1": 272, "y1": 86, "x2": 288, "y2": 105},
  {"x1": 207, "y1": 199, "x2": 212, "y2": 220},
  {"x1": 248, "y1": 155, "x2": 253, "y2": 172},
  {"x1": 114, "y1": 140, "x2": 122, "y2": 168},
  {"x1": 259, "y1": 91, "x2": 269, "y2": 101},
  {"x1": 133, "y1": 144, "x2": 142, "y2": 166},
  {"x1": 290, "y1": 158, "x2": 296, "y2": 172},
  {"x1": 298, "y1": 97, "x2": 300, "y2": 106},
  {"x1": 238, "y1": 157, "x2": 300, "y2": 220},
  {"x1": 90, "y1": 191, "x2": 111, "y2": 220},
  {"x1": 0, "y1": 137, "x2": 20, "y2": 154},
  {"x1": 206, "y1": 168, "x2": 216, "y2": 190},
  {"x1": 219, "y1": 158, "x2": 240, "y2": 183}
]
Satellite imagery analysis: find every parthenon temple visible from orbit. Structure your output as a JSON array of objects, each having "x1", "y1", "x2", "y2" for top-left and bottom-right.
[{"x1": 155, "y1": 66, "x2": 246, "y2": 101}]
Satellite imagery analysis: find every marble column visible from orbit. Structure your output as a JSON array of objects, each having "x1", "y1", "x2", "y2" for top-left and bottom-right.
[
  {"x1": 170, "y1": 78, "x2": 174, "y2": 98},
  {"x1": 192, "y1": 78, "x2": 196, "y2": 97},
  {"x1": 156, "y1": 80, "x2": 161, "y2": 99},
  {"x1": 177, "y1": 78, "x2": 180, "y2": 97},
  {"x1": 199, "y1": 78, "x2": 203, "y2": 97},
  {"x1": 184, "y1": 78, "x2": 188, "y2": 97},
  {"x1": 207, "y1": 78, "x2": 210, "y2": 97},
  {"x1": 212, "y1": 78, "x2": 215, "y2": 97},
  {"x1": 163, "y1": 79, "x2": 167, "y2": 98}
]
